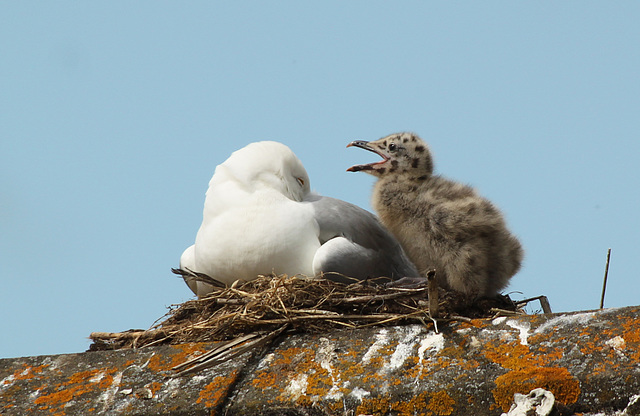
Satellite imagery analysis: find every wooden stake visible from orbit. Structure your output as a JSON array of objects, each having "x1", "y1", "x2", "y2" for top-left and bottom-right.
[
  {"x1": 538, "y1": 296, "x2": 552, "y2": 314},
  {"x1": 514, "y1": 295, "x2": 552, "y2": 314},
  {"x1": 426, "y1": 270, "x2": 439, "y2": 319},
  {"x1": 599, "y1": 248, "x2": 612, "y2": 309}
]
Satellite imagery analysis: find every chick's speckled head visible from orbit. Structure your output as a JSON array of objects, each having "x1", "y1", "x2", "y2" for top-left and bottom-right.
[{"x1": 347, "y1": 132, "x2": 433, "y2": 177}]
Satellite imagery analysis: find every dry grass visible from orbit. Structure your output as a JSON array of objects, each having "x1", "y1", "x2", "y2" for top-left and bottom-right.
[{"x1": 89, "y1": 271, "x2": 519, "y2": 352}]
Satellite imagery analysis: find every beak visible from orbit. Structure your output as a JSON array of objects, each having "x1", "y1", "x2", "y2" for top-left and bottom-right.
[
  {"x1": 347, "y1": 140, "x2": 373, "y2": 151},
  {"x1": 346, "y1": 140, "x2": 389, "y2": 172}
]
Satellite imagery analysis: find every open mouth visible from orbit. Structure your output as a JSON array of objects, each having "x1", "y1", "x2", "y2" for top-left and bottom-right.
[{"x1": 346, "y1": 141, "x2": 389, "y2": 172}]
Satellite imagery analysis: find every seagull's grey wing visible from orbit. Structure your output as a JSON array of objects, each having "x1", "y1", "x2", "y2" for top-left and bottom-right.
[{"x1": 306, "y1": 194, "x2": 419, "y2": 280}]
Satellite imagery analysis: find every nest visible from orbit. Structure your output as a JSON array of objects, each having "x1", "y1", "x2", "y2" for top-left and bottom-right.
[{"x1": 89, "y1": 271, "x2": 520, "y2": 352}]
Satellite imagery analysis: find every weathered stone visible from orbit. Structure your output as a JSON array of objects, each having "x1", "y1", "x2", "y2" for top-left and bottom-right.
[
  {"x1": 2, "y1": 306, "x2": 640, "y2": 415},
  {"x1": 501, "y1": 388, "x2": 556, "y2": 416}
]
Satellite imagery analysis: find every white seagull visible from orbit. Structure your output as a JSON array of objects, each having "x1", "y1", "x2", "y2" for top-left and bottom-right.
[{"x1": 180, "y1": 141, "x2": 418, "y2": 297}]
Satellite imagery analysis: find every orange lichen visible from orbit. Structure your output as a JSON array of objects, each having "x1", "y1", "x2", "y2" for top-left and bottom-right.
[
  {"x1": 148, "y1": 381, "x2": 163, "y2": 396},
  {"x1": 484, "y1": 342, "x2": 540, "y2": 370},
  {"x1": 356, "y1": 391, "x2": 458, "y2": 416},
  {"x1": 469, "y1": 318, "x2": 491, "y2": 329},
  {"x1": 4, "y1": 364, "x2": 49, "y2": 384},
  {"x1": 197, "y1": 371, "x2": 239, "y2": 409},
  {"x1": 425, "y1": 390, "x2": 456, "y2": 415},
  {"x1": 32, "y1": 367, "x2": 118, "y2": 415},
  {"x1": 251, "y1": 371, "x2": 279, "y2": 390},
  {"x1": 272, "y1": 347, "x2": 314, "y2": 366},
  {"x1": 249, "y1": 330, "x2": 473, "y2": 412},
  {"x1": 254, "y1": 345, "x2": 334, "y2": 397},
  {"x1": 620, "y1": 316, "x2": 640, "y2": 361},
  {"x1": 67, "y1": 369, "x2": 114, "y2": 388},
  {"x1": 357, "y1": 395, "x2": 399, "y2": 415},
  {"x1": 147, "y1": 342, "x2": 208, "y2": 372},
  {"x1": 303, "y1": 371, "x2": 332, "y2": 398},
  {"x1": 493, "y1": 367, "x2": 580, "y2": 412},
  {"x1": 483, "y1": 332, "x2": 581, "y2": 412},
  {"x1": 578, "y1": 335, "x2": 599, "y2": 356}
]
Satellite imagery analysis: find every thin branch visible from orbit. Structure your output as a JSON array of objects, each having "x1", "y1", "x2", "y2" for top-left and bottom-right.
[
  {"x1": 288, "y1": 309, "x2": 341, "y2": 315},
  {"x1": 89, "y1": 329, "x2": 170, "y2": 342},
  {"x1": 244, "y1": 313, "x2": 404, "y2": 325},
  {"x1": 338, "y1": 287, "x2": 428, "y2": 304},
  {"x1": 446, "y1": 315, "x2": 474, "y2": 324},
  {"x1": 600, "y1": 248, "x2": 612, "y2": 309},
  {"x1": 490, "y1": 308, "x2": 526, "y2": 318}
]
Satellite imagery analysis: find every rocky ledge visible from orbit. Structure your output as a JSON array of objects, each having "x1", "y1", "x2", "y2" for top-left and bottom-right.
[{"x1": 2, "y1": 306, "x2": 639, "y2": 415}]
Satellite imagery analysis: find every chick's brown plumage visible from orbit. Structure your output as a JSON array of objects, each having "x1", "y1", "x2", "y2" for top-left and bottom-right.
[{"x1": 348, "y1": 132, "x2": 523, "y2": 297}]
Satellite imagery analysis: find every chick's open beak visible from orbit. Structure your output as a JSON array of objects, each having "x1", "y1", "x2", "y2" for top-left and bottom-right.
[{"x1": 346, "y1": 140, "x2": 389, "y2": 172}]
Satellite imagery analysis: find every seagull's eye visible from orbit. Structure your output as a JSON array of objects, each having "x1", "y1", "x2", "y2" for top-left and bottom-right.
[
  {"x1": 389, "y1": 143, "x2": 397, "y2": 151},
  {"x1": 296, "y1": 177, "x2": 305, "y2": 186}
]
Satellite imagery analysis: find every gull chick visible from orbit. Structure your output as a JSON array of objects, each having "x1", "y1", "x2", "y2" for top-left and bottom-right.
[
  {"x1": 180, "y1": 141, "x2": 418, "y2": 297},
  {"x1": 347, "y1": 132, "x2": 523, "y2": 297}
]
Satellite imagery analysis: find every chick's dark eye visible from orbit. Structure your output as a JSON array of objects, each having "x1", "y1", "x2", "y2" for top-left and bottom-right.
[{"x1": 389, "y1": 143, "x2": 397, "y2": 151}]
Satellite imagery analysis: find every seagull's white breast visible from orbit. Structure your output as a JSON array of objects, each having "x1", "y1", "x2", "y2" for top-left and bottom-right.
[{"x1": 194, "y1": 185, "x2": 320, "y2": 284}]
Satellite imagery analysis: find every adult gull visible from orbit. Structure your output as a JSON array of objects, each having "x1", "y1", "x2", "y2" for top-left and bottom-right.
[{"x1": 180, "y1": 141, "x2": 418, "y2": 297}]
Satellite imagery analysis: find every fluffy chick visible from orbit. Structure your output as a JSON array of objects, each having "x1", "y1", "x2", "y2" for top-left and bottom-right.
[{"x1": 348, "y1": 132, "x2": 523, "y2": 297}]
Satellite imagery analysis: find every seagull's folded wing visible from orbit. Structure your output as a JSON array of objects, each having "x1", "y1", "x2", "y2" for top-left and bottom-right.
[{"x1": 305, "y1": 194, "x2": 419, "y2": 280}]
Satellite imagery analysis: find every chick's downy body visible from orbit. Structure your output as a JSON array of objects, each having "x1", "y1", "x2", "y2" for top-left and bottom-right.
[{"x1": 348, "y1": 132, "x2": 523, "y2": 297}]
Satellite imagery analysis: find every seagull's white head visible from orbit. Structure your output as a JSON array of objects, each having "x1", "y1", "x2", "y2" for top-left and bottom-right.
[{"x1": 219, "y1": 141, "x2": 311, "y2": 202}]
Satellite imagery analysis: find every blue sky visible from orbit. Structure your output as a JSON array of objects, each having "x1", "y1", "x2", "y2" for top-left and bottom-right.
[{"x1": 2, "y1": 2, "x2": 639, "y2": 359}]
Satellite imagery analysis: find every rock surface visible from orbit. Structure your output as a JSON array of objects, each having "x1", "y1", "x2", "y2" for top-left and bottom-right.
[{"x1": 2, "y1": 306, "x2": 640, "y2": 415}]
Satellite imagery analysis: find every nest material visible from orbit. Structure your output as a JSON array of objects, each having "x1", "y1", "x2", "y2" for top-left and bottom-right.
[{"x1": 89, "y1": 271, "x2": 519, "y2": 352}]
